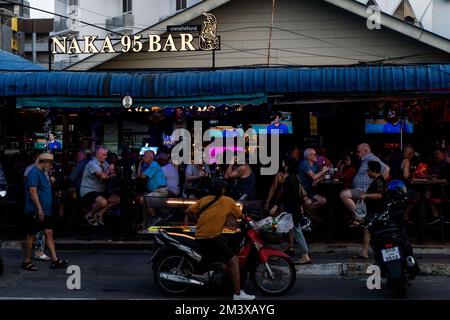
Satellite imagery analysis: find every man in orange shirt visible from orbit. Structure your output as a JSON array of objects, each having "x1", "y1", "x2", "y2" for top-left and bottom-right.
[{"x1": 184, "y1": 178, "x2": 255, "y2": 300}]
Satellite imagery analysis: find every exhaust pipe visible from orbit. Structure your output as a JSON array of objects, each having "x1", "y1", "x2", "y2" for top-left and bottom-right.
[{"x1": 159, "y1": 272, "x2": 205, "y2": 286}]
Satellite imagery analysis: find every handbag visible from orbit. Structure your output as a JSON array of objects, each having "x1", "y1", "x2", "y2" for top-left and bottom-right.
[{"x1": 355, "y1": 199, "x2": 367, "y2": 220}]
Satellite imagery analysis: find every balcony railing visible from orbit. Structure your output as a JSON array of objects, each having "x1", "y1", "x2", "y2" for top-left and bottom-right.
[
  {"x1": 54, "y1": 19, "x2": 78, "y2": 34},
  {"x1": 105, "y1": 13, "x2": 134, "y2": 31}
]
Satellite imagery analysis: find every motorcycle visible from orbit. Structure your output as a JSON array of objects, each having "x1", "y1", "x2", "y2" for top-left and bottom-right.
[
  {"x1": 148, "y1": 215, "x2": 296, "y2": 296},
  {"x1": 364, "y1": 185, "x2": 420, "y2": 298},
  {"x1": 0, "y1": 183, "x2": 7, "y2": 275}
]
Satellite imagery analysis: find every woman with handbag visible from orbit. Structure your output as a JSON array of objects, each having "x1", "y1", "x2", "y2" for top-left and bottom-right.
[{"x1": 270, "y1": 158, "x2": 311, "y2": 265}]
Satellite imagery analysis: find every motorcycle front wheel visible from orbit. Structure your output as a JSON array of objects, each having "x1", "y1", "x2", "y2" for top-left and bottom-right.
[
  {"x1": 251, "y1": 256, "x2": 296, "y2": 296},
  {"x1": 153, "y1": 253, "x2": 196, "y2": 296}
]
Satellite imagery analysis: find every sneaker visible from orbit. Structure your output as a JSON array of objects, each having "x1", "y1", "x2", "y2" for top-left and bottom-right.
[
  {"x1": 85, "y1": 214, "x2": 98, "y2": 226},
  {"x1": 233, "y1": 290, "x2": 255, "y2": 300}
]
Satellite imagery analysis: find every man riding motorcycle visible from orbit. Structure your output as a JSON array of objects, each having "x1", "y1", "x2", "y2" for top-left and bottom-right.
[{"x1": 183, "y1": 177, "x2": 255, "y2": 300}]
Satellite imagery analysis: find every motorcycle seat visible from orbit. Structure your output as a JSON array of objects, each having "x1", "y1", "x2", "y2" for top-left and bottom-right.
[{"x1": 167, "y1": 233, "x2": 201, "y2": 249}]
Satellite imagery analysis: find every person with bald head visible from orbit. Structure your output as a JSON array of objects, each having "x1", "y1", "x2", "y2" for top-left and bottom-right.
[
  {"x1": 340, "y1": 143, "x2": 390, "y2": 227},
  {"x1": 80, "y1": 147, "x2": 120, "y2": 226}
]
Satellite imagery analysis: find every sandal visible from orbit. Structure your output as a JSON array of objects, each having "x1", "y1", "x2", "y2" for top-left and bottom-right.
[
  {"x1": 51, "y1": 259, "x2": 69, "y2": 269},
  {"x1": 22, "y1": 261, "x2": 38, "y2": 271},
  {"x1": 34, "y1": 253, "x2": 51, "y2": 261},
  {"x1": 296, "y1": 258, "x2": 312, "y2": 265}
]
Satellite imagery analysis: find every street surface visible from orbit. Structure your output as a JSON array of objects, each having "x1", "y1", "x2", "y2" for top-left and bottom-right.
[{"x1": 1, "y1": 250, "x2": 450, "y2": 300}]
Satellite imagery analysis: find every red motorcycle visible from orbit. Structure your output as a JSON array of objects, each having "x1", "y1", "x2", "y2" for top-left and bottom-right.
[{"x1": 148, "y1": 215, "x2": 296, "y2": 296}]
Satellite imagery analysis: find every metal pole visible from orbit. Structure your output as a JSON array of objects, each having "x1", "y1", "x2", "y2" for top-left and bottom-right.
[
  {"x1": 32, "y1": 32, "x2": 36, "y2": 64},
  {"x1": 48, "y1": 38, "x2": 52, "y2": 71},
  {"x1": 400, "y1": 117, "x2": 403, "y2": 150}
]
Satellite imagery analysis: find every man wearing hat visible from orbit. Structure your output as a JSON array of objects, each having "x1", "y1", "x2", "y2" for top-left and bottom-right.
[{"x1": 22, "y1": 152, "x2": 69, "y2": 271}]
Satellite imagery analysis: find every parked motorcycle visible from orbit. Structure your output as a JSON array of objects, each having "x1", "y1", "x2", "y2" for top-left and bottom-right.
[
  {"x1": 0, "y1": 184, "x2": 7, "y2": 275},
  {"x1": 149, "y1": 215, "x2": 296, "y2": 296},
  {"x1": 364, "y1": 182, "x2": 420, "y2": 298}
]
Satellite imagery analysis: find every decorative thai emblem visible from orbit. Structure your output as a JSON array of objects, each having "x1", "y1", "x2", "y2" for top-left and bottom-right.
[{"x1": 199, "y1": 13, "x2": 220, "y2": 51}]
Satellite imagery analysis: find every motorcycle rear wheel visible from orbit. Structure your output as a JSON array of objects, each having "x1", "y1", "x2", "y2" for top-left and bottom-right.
[
  {"x1": 153, "y1": 253, "x2": 196, "y2": 296},
  {"x1": 395, "y1": 279, "x2": 407, "y2": 298},
  {"x1": 251, "y1": 256, "x2": 296, "y2": 296}
]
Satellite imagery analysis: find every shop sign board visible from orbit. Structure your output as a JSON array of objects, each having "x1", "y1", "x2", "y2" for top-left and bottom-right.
[{"x1": 51, "y1": 13, "x2": 220, "y2": 54}]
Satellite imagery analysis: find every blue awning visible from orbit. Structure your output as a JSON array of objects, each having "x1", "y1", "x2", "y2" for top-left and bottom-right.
[{"x1": 1, "y1": 65, "x2": 449, "y2": 104}]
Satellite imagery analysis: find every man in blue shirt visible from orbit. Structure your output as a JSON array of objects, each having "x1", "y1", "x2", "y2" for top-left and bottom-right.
[
  {"x1": 47, "y1": 132, "x2": 62, "y2": 150},
  {"x1": 266, "y1": 112, "x2": 290, "y2": 135},
  {"x1": 137, "y1": 150, "x2": 168, "y2": 227},
  {"x1": 22, "y1": 152, "x2": 68, "y2": 271}
]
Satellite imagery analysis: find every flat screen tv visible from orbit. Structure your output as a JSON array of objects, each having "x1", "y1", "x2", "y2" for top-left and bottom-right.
[
  {"x1": 139, "y1": 146, "x2": 159, "y2": 155},
  {"x1": 251, "y1": 111, "x2": 292, "y2": 134},
  {"x1": 365, "y1": 119, "x2": 413, "y2": 134}
]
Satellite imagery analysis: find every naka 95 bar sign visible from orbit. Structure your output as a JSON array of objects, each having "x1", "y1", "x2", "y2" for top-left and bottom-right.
[{"x1": 51, "y1": 13, "x2": 220, "y2": 54}]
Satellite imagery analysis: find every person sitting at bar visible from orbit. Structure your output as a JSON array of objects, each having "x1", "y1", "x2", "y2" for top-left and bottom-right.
[
  {"x1": 316, "y1": 147, "x2": 332, "y2": 171},
  {"x1": 298, "y1": 148, "x2": 328, "y2": 214},
  {"x1": 183, "y1": 163, "x2": 209, "y2": 198},
  {"x1": 426, "y1": 147, "x2": 449, "y2": 224},
  {"x1": 156, "y1": 151, "x2": 180, "y2": 197},
  {"x1": 225, "y1": 158, "x2": 256, "y2": 201},
  {"x1": 340, "y1": 143, "x2": 390, "y2": 227},
  {"x1": 336, "y1": 152, "x2": 357, "y2": 189},
  {"x1": 68, "y1": 150, "x2": 89, "y2": 197},
  {"x1": 137, "y1": 150, "x2": 168, "y2": 227},
  {"x1": 398, "y1": 145, "x2": 419, "y2": 224},
  {"x1": 80, "y1": 147, "x2": 120, "y2": 226}
]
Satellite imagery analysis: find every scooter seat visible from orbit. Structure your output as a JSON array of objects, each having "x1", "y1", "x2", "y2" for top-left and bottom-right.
[{"x1": 166, "y1": 232, "x2": 201, "y2": 249}]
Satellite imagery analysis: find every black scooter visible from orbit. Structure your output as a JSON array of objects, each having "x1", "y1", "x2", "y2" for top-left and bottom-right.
[
  {"x1": 365, "y1": 189, "x2": 420, "y2": 298},
  {"x1": 0, "y1": 184, "x2": 6, "y2": 275}
]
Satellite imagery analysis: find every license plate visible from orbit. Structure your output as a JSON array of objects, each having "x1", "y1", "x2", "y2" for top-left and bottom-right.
[{"x1": 381, "y1": 247, "x2": 401, "y2": 262}]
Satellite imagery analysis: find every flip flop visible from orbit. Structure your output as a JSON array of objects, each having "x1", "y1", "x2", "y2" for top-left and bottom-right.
[
  {"x1": 352, "y1": 253, "x2": 369, "y2": 260},
  {"x1": 296, "y1": 259, "x2": 312, "y2": 265}
]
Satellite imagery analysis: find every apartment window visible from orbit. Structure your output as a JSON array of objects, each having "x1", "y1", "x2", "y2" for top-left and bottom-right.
[
  {"x1": 123, "y1": 0, "x2": 132, "y2": 13},
  {"x1": 176, "y1": 0, "x2": 187, "y2": 11}
]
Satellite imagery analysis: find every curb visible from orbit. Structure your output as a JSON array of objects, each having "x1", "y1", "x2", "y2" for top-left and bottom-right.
[{"x1": 295, "y1": 262, "x2": 450, "y2": 277}]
